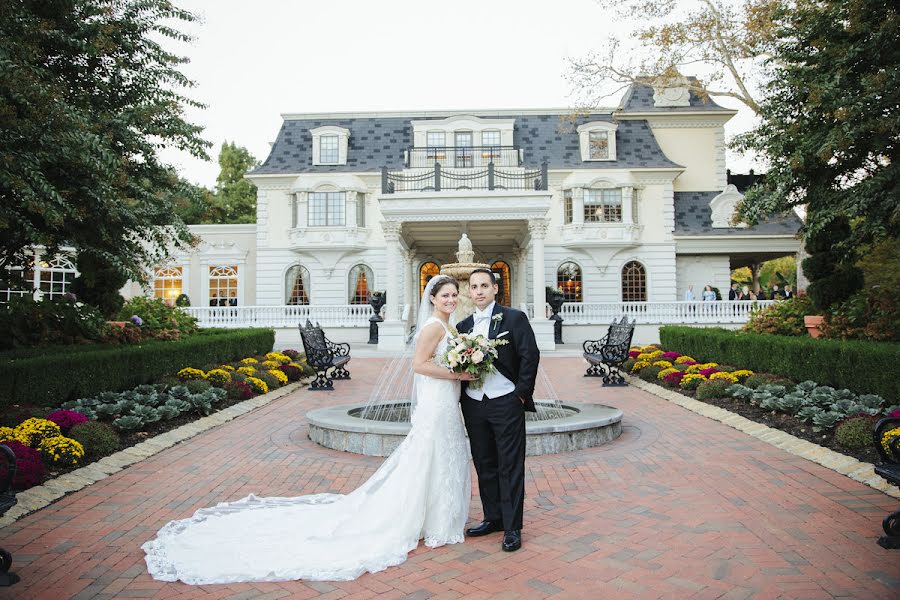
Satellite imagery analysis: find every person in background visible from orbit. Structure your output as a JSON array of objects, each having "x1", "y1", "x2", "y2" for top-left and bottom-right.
[
  {"x1": 772, "y1": 284, "x2": 783, "y2": 299},
  {"x1": 739, "y1": 286, "x2": 752, "y2": 300},
  {"x1": 728, "y1": 283, "x2": 739, "y2": 301},
  {"x1": 684, "y1": 285, "x2": 695, "y2": 301},
  {"x1": 228, "y1": 291, "x2": 238, "y2": 307},
  {"x1": 209, "y1": 292, "x2": 218, "y2": 307},
  {"x1": 702, "y1": 285, "x2": 716, "y2": 301},
  {"x1": 783, "y1": 284, "x2": 794, "y2": 299}
]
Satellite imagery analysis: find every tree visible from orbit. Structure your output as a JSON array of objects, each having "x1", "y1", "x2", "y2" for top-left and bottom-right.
[
  {"x1": 566, "y1": 0, "x2": 781, "y2": 114},
  {"x1": 734, "y1": 0, "x2": 900, "y2": 258},
  {"x1": 172, "y1": 178, "x2": 216, "y2": 225},
  {"x1": 0, "y1": 0, "x2": 210, "y2": 286},
  {"x1": 207, "y1": 142, "x2": 259, "y2": 224}
]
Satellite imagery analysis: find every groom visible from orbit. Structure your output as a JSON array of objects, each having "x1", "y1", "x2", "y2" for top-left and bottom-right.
[{"x1": 457, "y1": 268, "x2": 539, "y2": 552}]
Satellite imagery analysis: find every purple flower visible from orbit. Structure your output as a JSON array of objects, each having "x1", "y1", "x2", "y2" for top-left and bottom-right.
[
  {"x1": 130, "y1": 315, "x2": 143, "y2": 327},
  {"x1": 47, "y1": 409, "x2": 89, "y2": 433}
]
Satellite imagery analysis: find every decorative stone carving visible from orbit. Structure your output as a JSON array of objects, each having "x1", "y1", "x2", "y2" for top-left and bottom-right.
[
  {"x1": 528, "y1": 219, "x2": 549, "y2": 239},
  {"x1": 651, "y1": 74, "x2": 691, "y2": 108},
  {"x1": 709, "y1": 185, "x2": 747, "y2": 228}
]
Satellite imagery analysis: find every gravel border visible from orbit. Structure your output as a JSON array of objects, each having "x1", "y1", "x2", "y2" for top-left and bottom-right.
[
  {"x1": 0, "y1": 381, "x2": 305, "y2": 528},
  {"x1": 624, "y1": 373, "x2": 900, "y2": 499}
]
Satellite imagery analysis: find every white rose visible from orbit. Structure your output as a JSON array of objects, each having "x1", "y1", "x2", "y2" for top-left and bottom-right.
[
  {"x1": 448, "y1": 351, "x2": 460, "y2": 365},
  {"x1": 455, "y1": 343, "x2": 466, "y2": 353},
  {"x1": 472, "y1": 350, "x2": 485, "y2": 364}
]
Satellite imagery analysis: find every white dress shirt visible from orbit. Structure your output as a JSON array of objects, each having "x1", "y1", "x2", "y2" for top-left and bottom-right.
[{"x1": 465, "y1": 301, "x2": 515, "y2": 400}]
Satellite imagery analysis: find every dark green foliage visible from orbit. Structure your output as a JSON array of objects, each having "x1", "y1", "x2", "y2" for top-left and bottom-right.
[
  {"x1": 743, "y1": 296, "x2": 816, "y2": 336},
  {"x1": 696, "y1": 380, "x2": 732, "y2": 400},
  {"x1": 254, "y1": 371, "x2": 281, "y2": 390},
  {"x1": 71, "y1": 252, "x2": 127, "y2": 318},
  {"x1": 659, "y1": 326, "x2": 898, "y2": 400},
  {"x1": 175, "y1": 294, "x2": 191, "y2": 307},
  {"x1": 0, "y1": 0, "x2": 210, "y2": 284},
  {"x1": 639, "y1": 366, "x2": 663, "y2": 382},
  {"x1": 118, "y1": 297, "x2": 197, "y2": 334},
  {"x1": 802, "y1": 217, "x2": 864, "y2": 312},
  {"x1": 68, "y1": 421, "x2": 120, "y2": 459},
  {"x1": 184, "y1": 380, "x2": 212, "y2": 394},
  {"x1": 734, "y1": 0, "x2": 900, "y2": 261},
  {"x1": 0, "y1": 296, "x2": 108, "y2": 350},
  {"x1": 834, "y1": 416, "x2": 875, "y2": 450},
  {"x1": 0, "y1": 328, "x2": 275, "y2": 407}
]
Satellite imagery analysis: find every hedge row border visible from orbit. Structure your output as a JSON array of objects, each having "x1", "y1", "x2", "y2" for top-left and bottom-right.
[{"x1": 658, "y1": 326, "x2": 899, "y2": 400}]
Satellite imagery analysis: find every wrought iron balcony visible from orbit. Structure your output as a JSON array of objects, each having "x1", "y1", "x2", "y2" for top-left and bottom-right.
[
  {"x1": 405, "y1": 145, "x2": 521, "y2": 168},
  {"x1": 381, "y1": 161, "x2": 548, "y2": 194}
]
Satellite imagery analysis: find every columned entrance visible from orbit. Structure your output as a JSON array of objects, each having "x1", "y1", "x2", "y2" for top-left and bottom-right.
[{"x1": 376, "y1": 189, "x2": 554, "y2": 351}]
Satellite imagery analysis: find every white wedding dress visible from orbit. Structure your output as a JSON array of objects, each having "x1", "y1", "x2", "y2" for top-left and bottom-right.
[{"x1": 142, "y1": 316, "x2": 471, "y2": 584}]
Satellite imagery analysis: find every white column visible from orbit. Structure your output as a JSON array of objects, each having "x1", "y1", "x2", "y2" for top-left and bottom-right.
[
  {"x1": 378, "y1": 220, "x2": 406, "y2": 351},
  {"x1": 346, "y1": 191, "x2": 358, "y2": 228},
  {"x1": 513, "y1": 246, "x2": 528, "y2": 309},
  {"x1": 622, "y1": 186, "x2": 633, "y2": 224},
  {"x1": 572, "y1": 188, "x2": 585, "y2": 225},
  {"x1": 528, "y1": 219, "x2": 555, "y2": 350},
  {"x1": 296, "y1": 192, "x2": 308, "y2": 228},
  {"x1": 402, "y1": 249, "x2": 414, "y2": 311}
]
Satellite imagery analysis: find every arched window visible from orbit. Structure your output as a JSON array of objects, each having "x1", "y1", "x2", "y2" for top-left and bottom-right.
[
  {"x1": 491, "y1": 261, "x2": 511, "y2": 305},
  {"x1": 285, "y1": 265, "x2": 310, "y2": 305},
  {"x1": 209, "y1": 265, "x2": 238, "y2": 307},
  {"x1": 419, "y1": 261, "x2": 440, "y2": 296},
  {"x1": 557, "y1": 262, "x2": 582, "y2": 302},
  {"x1": 622, "y1": 261, "x2": 647, "y2": 302},
  {"x1": 348, "y1": 264, "x2": 374, "y2": 304},
  {"x1": 39, "y1": 254, "x2": 77, "y2": 299},
  {"x1": 153, "y1": 266, "x2": 183, "y2": 306}
]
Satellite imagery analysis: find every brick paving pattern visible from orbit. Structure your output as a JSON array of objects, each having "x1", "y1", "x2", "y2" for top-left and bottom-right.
[{"x1": 1, "y1": 357, "x2": 898, "y2": 599}]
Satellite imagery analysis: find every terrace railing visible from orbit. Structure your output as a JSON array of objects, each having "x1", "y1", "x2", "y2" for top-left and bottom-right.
[{"x1": 382, "y1": 161, "x2": 548, "y2": 194}]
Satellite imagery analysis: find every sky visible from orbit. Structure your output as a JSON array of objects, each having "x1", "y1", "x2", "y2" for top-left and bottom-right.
[{"x1": 159, "y1": 0, "x2": 759, "y2": 188}]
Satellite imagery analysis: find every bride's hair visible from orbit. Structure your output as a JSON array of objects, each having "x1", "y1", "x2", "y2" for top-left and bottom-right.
[{"x1": 428, "y1": 276, "x2": 459, "y2": 301}]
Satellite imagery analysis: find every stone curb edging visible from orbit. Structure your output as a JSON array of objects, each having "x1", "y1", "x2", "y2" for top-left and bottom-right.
[
  {"x1": 624, "y1": 373, "x2": 900, "y2": 499},
  {"x1": 0, "y1": 381, "x2": 306, "y2": 529}
]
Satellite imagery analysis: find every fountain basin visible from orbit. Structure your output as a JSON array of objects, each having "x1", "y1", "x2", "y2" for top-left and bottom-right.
[{"x1": 307, "y1": 401, "x2": 623, "y2": 457}]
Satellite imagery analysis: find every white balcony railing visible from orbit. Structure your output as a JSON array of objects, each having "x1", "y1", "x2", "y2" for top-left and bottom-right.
[
  {"x1": 524, "y1": 300, "x2": 775, "y2": 325},
  {"x1": 185, "y1": 304, "x2": 375, "y2": 329}
]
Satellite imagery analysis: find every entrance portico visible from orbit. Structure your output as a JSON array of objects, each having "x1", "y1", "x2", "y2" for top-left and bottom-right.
[{"x1": 377, "y1": 189, "x2": 555, "y2": 351}]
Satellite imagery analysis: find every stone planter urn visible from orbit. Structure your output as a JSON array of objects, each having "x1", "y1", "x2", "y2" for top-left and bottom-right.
[
  {"x1": 547, "y1": 290, "x2": 565, "y2": 344},
  {"x1": 804, "y1": 315, "x2": 825, "y2": 338},
  {"x1": 368, "y1": 291, "x2": 386, "y2": 344}
]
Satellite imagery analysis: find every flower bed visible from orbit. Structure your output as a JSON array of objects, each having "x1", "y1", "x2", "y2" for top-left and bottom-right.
[
  {"x1": 625, "y1": 344, "x2": 900, "y2": 465},
  {"x1": 0, "y1": 348, "x2": 314, "y2": 491}
]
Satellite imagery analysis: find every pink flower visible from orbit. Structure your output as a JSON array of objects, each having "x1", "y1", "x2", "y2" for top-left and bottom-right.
[
  {"x1": 47, "y1": 409, "x2": 89, "y2": 433},
  {"x1": 628, "y1": 350, "x2": 641, "y2": 359},
  {"x1": 664, "y1": 371, "x2": 685, "y2": 385},
  {"x1": 472, "y1": 350, "x2": 485, "y2": 364},
  {"x1": 699, "y1": 367, "x2": 720, "y2": 377},
  {"x1": 662, "y1": 351, "x2": 681, "y2": 359},
  {"x1": 0, "y1": 440, "x2": 45, "y2": 489}
]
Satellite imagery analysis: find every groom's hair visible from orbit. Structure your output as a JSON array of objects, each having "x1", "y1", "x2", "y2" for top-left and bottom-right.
[{"x1": 469, "y1": 268, "x2": 497, "y2": 286}]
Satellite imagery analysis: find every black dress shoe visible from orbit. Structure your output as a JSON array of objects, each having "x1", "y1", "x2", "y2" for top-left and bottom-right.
[
  {"x1": 502, "y1": 529, "x2": 521, "y2": 552},
  {"x1": 466, "y1": 520, "x2": 504, "y2": 537}
]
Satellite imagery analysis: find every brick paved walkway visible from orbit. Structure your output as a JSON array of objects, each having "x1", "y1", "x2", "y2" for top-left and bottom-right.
[{"x1": 1, "y1": 357, "x2": 898, "y2": 600}]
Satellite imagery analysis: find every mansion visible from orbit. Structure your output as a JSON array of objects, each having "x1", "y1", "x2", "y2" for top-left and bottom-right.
[{"x1": 16, "y1": 78, "x2": 803, "y2": 349}]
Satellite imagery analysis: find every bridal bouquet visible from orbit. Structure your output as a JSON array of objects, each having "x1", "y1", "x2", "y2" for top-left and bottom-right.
[{"x1": 442, "y1": 330, "x2": 509, "y2": 390}]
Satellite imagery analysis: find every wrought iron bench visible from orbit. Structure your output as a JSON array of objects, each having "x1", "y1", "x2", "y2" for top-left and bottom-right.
[
  {"x1": 299, "y1": 321, "x2": 351, "y2": 391},
  {"x1": 873, "y1": 416, "x2": 900, "y2": 549},
  {"x1": 582, "y1": 316, "x2": 636, "y2": 386},
  {"x1": 0, "y1": 444, "x2": 20, "y2": 586}
]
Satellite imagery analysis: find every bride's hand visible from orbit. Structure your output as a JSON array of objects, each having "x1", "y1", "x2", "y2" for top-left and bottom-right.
[{"x1": 455, "y1": 372, "x2": 479, "y2": 381}]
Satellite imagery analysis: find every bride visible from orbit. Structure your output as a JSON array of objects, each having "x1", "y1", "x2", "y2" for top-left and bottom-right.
[{"x1": 142, "y1": 275, "x2": 478, "y2": 584}]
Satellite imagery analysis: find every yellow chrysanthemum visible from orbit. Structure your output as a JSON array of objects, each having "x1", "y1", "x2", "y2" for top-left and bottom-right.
[
  {"x1": 14, "y1": 418, "x2": 62, "y2": 448},
  {"x1": 657, "y1": 368, "x2": 679, "y2": 380},
  {"x1": 881, "y1": 427, "x2": 900, "y2": 459},
  {"x1": 631, "y1": 360, "x2": 651, "y2": 373},
  {"x1": 177, "y1": 367, "x2": 207, "y2": 381},
  {"x1": 236, "y1": 366, "x2": 256, "y2": 376},
  {"x1": 220, "y1": 365, "x2": 236, "y2": 372},
  {"x1": 652, "y1": 360, "x2": 673, "y2": 369},
  {"x1": 245, "y1": 377, "x2": 268, "y2": 395},
  {"x1": 268, "y1": 369, "x2": 288, "y2": 384},
  {"x1": 261, "y1": 360, "x2": 280, "y2": 369},
  {"x1": 240, "y1": 358, "x2": 259, "y2": 364},
  {"x1": 38, "y1": 435, "x2": 85, "y2": 467},
  {"x1": 675, "y1": 356, "x2": 696, "y2": 364},
  {"x1": 206, "y1": 369, "x2": 232, "y2": 386},
  {"x1": 732, "y1": 370, "x2": 754, "y2": 381},
  {"x1": 709, "y1": 372, "x2": 738, "y2": 383}
]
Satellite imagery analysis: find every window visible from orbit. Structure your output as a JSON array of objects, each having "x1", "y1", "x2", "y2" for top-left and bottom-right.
[
  {"x1": 1, "y1": 257, "x2": 34, "y2": 303},
  {"x1": 584, "y1": 189, "x2": 622, "y2": 223},
  {"x1": 39, "y1": 254, "x2": 77, "y2": 299},
  {"x1": 286, "y1": 265, "x2": 310, "y2": 305},
  {"x1": 622, "y1": 261, "x2": 647, "y2": 302},
  {"x1": 482, "y1": 130, "x2": 501, "y2": 162},
  {"x1": 348, "y1": 264, "x2": 374, "y2": 304},
  {"x1": 589, "y1": 131, "x2": 609, "y2": 160},
  {"x1": 309, "y1": 191, "x2": 345, "y2": 226},
  {"x1": 419, "y1": 261, "x2": 440, "y2": 296},
  {"x1": 563, "y1": 190, "x2": 573, "y2": 224},
  {"x1": 209, "y1": 265, "x2": 238, "y2": 307},
  {"x1": 455, "y1": 131, "x2": 473, "y2": 167},
  {"x1": 491, "y1": 261, "x2": 511, "y2": 305},
  {"x1": 426, "y1": 131, "x2": 445, "y2": 160},
  {"x1": 557, "y1": 262, "x2": 582, "y2": 302},
  {"x1": 153, "y1": 266, "x2": 183, "y2": 306},
  {"x1": 319, "y1": 135, "x2": 339, "y2": 163}
]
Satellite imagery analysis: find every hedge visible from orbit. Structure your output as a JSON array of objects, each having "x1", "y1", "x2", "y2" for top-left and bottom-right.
[
  {"x1": 658, "y1": 326, "x2": 899, "y2": 400},
  {"x1": 0, "y1": 328, "x2": 275, "y2": 407}
]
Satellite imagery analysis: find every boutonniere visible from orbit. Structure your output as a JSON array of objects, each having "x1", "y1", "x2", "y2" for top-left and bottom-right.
[{"x1": 491, "y1": 313, "x2": 503, "y2": 332}]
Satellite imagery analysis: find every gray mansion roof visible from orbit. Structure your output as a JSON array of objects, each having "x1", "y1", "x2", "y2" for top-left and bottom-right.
[
  {"x1": 252, "y1": 113, "x2": 683, "y2": 175},
  {"x1": 618, "y1": 77, "x2": 733, "y2": 113},
  {"x1": 674, "y1": 191, "x2": 803, "y2": 236}
]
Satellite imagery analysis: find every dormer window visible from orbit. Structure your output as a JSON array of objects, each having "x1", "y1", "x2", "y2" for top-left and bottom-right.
[
  {"x1": 310, "y1": 126, "x2": 350, "y2": 165},
  {"x1": 577, "y1": 121, "x2": 618, "y2": 162}
]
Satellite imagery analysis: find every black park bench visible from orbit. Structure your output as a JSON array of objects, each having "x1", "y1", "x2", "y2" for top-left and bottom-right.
[
  {"x1": 582, "y1": 316, "x2": 636, "y2": 386},
  {"x1": 873, "y1": 416, "x2": 900, "y2": 549},
  {"x1": 0, "y1": 444, "x2": 19, "y2": 587},
  {"x1": 299, "y1": 320, "x2": 351, "y2": 391}
]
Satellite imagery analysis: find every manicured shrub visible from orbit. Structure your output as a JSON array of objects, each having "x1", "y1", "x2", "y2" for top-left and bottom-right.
[
  {"x1": 743, "y1": 296, "x2": 816, "y2": 337},
  {"x1": 0, "y1": 296, "x2": 109, "y2": 350},
  {"x1": 185, "y1": 380, "x2": 212, "y2": 394},
  {"x1": 0, "y1": 328, "x2": 275, "y2": 407},
  {"x1": 118, "y1": 296, "x2": 198, "y2": 335},
  {"x1": 639, "y1": 366, "x2": 663, "y2": 382},
  {"x1": 696, "y1": 380, "x2": 732, "y2": 400},
  {"x1": 46, "y1": 409, "x2": 89, "y2": 433},
  {"x1": 68, "y1": 421, "x2": 120, "y2": 459},
  {"x1": 834, "y1": 416, "x2": 876, "y2": 450},
  {"x1": 659, "y1": 326, "x2": 898, "y2": 399},
  {"x1": 0, "y1": 440, "x2": 45, "y2": 489}
]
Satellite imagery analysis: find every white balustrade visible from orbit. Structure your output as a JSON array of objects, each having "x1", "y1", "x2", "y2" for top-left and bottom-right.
[
  {"x1": 184, "y1": 304, "x2": 375, "y2": 329},
  {"x1": 524, "y1": 300, "x2": 774, "y2": 325}
]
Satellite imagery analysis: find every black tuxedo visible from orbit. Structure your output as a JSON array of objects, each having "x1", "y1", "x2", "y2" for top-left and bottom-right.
[{"x1": 457, "y1": 303, "x2": 539, "y2": 532}]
